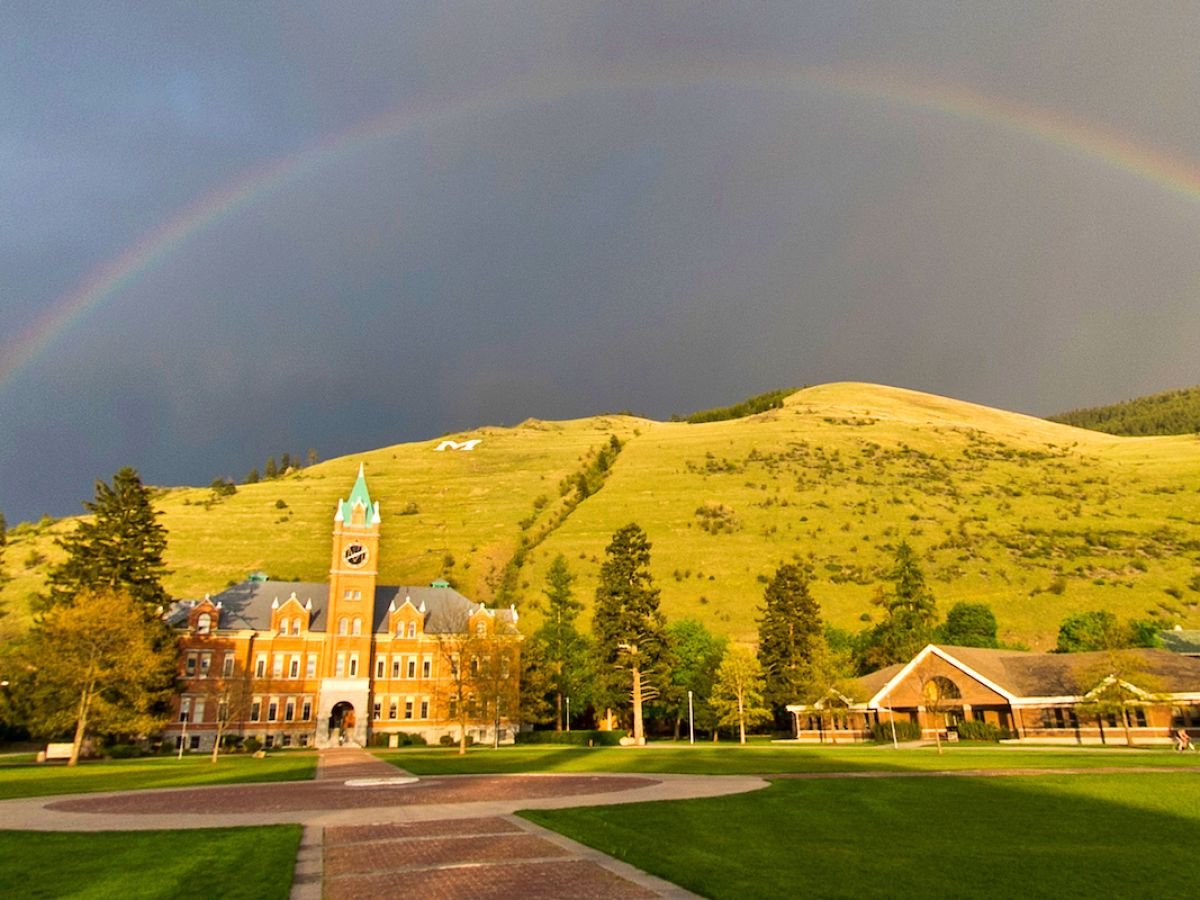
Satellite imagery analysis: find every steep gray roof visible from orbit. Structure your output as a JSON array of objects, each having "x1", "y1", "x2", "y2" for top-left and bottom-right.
[{"x1": 190, "y1": 580, "x2": 517, "y2": 634}]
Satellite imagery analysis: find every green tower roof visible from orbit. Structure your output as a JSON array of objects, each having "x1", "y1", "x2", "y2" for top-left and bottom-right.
[{"x1": 336, "y1": 463, "x2": 379, "y2": 525}]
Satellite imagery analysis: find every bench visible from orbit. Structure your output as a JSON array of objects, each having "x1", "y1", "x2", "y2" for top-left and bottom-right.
[{"x1": 38, "y1": 743, "x2": 75, "y2": 763}]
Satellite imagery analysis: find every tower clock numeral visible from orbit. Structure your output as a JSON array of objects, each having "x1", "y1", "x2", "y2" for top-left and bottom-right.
[{"x1": 343, "y1": 543, "x2": 368, "y2": 567}]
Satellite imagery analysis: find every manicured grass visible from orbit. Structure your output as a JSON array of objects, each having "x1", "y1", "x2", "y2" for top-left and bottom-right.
[
  {"x1": 0, "y1": 753, "x2": 317, "y2": 800},
  {"x1": 522, "y1": 773, "x2": 1200, "y2": 899},
  {"x1": 377, "y1": 742, "x2": 1200, "y2": 776},
  {"x1": 0, "y1": 826, "x2": 301, "y2": 900}
]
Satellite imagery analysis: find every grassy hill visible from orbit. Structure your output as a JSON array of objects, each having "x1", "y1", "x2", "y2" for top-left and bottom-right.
[
  {"x1": 6, "y1": 382, "x2": 1200, "y2": 650},
  {"x1": 1049, "y1": 385, "x2": 1200, "y2": 435}
]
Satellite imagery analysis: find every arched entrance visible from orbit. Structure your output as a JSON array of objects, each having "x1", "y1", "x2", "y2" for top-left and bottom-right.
[{"x1": 329, "y1": 701, "x2": 356, "y2": 745}]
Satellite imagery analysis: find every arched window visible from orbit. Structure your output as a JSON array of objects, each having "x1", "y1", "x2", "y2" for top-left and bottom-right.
[
  {"x1": 338, "y1": 617, "x2": 348, "y2": 636},
  {"x1": 923, "y1": 676, "x2": 962, "y2": 703},
  {"x1": 475, "y1": 619, "x2": 487, "y2": 637},
  {"x1": 292, "y1": 617, "x2": 302, "y2": 636},
  {"x1": 197, "y1": 613, "x2": 211, "y2": 635},
  {"x1": 352, "y1": 618, "x2": 362, "y2": 636},
  {"x1": 407, "y1": 621, "x2": 416, "y2": 638}
]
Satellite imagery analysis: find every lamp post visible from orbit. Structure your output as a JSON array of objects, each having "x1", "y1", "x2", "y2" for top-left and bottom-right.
[
  {"x1": 688, "y1": 690, "x2": 695, "y2": 745},
  {"x1": 565, "y1": 696, "x2": 571, "y2": 732},
  {"x1": 178, "y1": 708, "x2": 190, "y2": 760}
]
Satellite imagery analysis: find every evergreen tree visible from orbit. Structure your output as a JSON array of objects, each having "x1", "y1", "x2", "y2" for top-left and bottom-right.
[
  {"x1": 591, "y1": 523, "x2": 670, "y2": 742},
  {"x1": 533, "y1": 555, "x2": 587, "y2": 730},
  {"x1": 757, "y1": 563, "x2": 823, "y2": 713},
  {"x1": 937, "y1": 602, "x2": 999, "y2": 648},
  {"x1": 0, "y1": 508, "x2": 8, "y2": 622},
  {"x1": 861, "y1": 541, "x2": 938, "y2": 670},
  {"x1": 44, "y1": 467, "x2": 170, "y2": 611},
  {"x1": 264, "y1": 457, "x2": 278, "y2": 479},
  {"x1": 306, "y1": 448, "x2": 318, "y2": 467},
  {"x1": 279, "y1": 452, "x2": 291, "y2": 473},
  {"x1": 245, "y1": 468, "x2": 260, "y2": 484}
]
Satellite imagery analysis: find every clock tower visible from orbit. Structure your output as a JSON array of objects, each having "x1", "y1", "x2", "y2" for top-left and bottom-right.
[{"x1": 316, "y1": 463, "x2": 381, "y2": 745}]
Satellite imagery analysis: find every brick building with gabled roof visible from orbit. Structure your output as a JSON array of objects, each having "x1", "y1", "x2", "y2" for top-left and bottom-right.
[
  {"x1": 788, "y1": 643, "x2": 1200, "y2": 745},
  {"x1": 165, "y1": 465, "x2": 520, "y2": 751}
]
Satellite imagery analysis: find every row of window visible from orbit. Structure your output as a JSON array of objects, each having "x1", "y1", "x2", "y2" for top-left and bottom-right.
[
  {"x1": 249, "y1": 696, "x2": 314, "y2": 724},
  {"x1": 1037, "y1": 707, "x2": 1149, "y2": 730},
  {"x1": 373, "y1": 697, "x2": 431, "y2": 721},
  {"x1": 375, "y1": 655, "x2": 433, "y2": 679},
  {"x1": 185, "y1": 652, "x2": 234, "y2": 679}
]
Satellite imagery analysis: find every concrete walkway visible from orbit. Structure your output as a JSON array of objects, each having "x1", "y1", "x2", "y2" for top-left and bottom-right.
[{"x1": 0, "y1": 747, "x2": 766, "y2": 899}]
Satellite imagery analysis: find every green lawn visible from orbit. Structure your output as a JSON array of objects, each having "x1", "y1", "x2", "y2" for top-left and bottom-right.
[
  {"x1": 0, "y1": 753, "x2": 317, "y2": 800},
  {"x1": 0, "y1": 826, "x2": 301, "y2": 899},
  {"x1": 377, "y1": 742, "x2": 1200, "y2": 776},
  {"x1": 522, "y1": 773, "x2": 1200, "y2": 899}
]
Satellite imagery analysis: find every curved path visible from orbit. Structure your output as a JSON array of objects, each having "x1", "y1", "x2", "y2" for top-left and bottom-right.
[{"x1": 0, "y1": 749, "x2": 768, "y2": 900}]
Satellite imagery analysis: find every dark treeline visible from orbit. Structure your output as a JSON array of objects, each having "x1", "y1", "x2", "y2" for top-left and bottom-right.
[
  {"x1": 1049, "y1": 386, "x2": 1200, "y2": 436},
  {"x1": 674, "y1": 388, "x2": 798, "y2": 425}
]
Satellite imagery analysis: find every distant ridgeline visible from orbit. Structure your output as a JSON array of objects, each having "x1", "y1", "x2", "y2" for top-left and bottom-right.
[
  {"x1": 674, "y1": 387, "x2": 799, "y2": 424},
  {"x1": 1049, "y1": 386, "x2": 1200, "y2": 436}
]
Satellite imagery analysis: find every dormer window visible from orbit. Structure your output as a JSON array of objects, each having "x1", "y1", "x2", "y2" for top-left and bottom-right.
[
  {"x1": 407, "y1": 622, "x2": 416, "y2": 639},
  {"x1": 197, "y1": 613, "x2": 212, "y2": 635},
  {"x1": 475, "y1": 620, "x2": 487, "y2": 636}
]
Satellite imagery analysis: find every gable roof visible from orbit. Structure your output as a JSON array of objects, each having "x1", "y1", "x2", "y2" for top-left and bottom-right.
[
  {"x1": 862, "y1": 644, "x2": 1200, "y2": 705},
  {"x1": 180, "y1": 580, "x2": 516, "y2": 635},
  {"x1": 1160, "y1": 630, "x2": 1200, "y2": 656}
]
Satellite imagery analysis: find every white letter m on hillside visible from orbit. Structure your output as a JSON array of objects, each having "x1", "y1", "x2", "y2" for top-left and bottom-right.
[{"x1": 434, "y1": 439, "x2": 481, "y2": 452}]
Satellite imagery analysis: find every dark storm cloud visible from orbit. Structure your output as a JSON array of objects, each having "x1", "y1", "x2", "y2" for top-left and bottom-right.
[{"x1": 2, "y1": 2, "x2": 1198, "y2": 521}]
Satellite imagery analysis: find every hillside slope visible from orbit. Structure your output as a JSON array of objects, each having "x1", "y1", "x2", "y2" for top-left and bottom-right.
[
  {"x1": 1049, "y1": 385, "x2": 1200, "y2": 435},
  {"x1": 6, "y1": 382, "x2": 1200, "y2": 650}
]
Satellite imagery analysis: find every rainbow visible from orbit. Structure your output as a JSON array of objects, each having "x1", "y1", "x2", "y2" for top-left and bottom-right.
[{"x1": 5, "y1": 63, "x2": 1199, "y2": 390}]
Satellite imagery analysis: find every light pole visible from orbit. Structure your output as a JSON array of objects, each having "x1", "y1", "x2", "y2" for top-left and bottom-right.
[
  {"x1": 565, "y1": 696, "x2": 571, "y2": 732},
  {"x1": 178, "y1": 709, "x2": 190, "y2": 760},
  {"x1": 687, "y1": 690, "x2": 695, "y2": 745}
]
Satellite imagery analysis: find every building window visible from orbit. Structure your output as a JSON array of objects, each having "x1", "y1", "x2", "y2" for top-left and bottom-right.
[
  {"x1": 420, "y1": 699, "x2": 429, "y2": 719},
  {"x1": 407, "y1": 622, "x2": 416, "y2": 638},
  {"x1": 352, "y1": 618, "x2": 362, "y2": 636},
  {"x1": 376, "y1": 658, "x2": 385, "y2": 678},
  {"x1": 306, "y1": 655, "x2": 317, "y2": 678},
  {"x1": 422, "y1": 656, "x2": 432, "y2": 678},
  {"x1": 353, "y1": 590, "x2": 362, "y2": 600},
  {"x1": 391, "y1": 659, "x2": 400, "y2": 678},
  {"x1": 189, "y1": 735, "x2": 200, "y2": 750},
  {"x1": 449, "y1": 697, "x2": 458, "y2": 718},
  {"x1": 373, "y1": 702, "x2": 382, "y2": 720},
  {"x1": 1130, "y1": 708, "x2": 1147, "y2": 728},
  {"x1": 301, "y1": 699, "x2": 312, "y2": 721},
  {"x1": 250, "y1": 700, "x2": 261, "y2": 722},
  {"x1": 338, "y1": 618, "x2": 348, "y2": 636},
  {"x1": 199, "y1": 654, "x2": 212, "y2": 678},
  {"x1": 349, "y1": 654, "x2": 359, "y2": 677},
  {"x1": 389, "y1": 700, "x2": 398, "y2": 719},
  {"x1": 180, "y1": 698, "x2": 191, "y2": 723},
  {"x1": 281, "y1": 734, "x2": 292, "y2": 748},
  {"x1": 292, "y1": 617, "x2": 302, "y2": 636},
  {"x1": 289, "y1": 658, "x2": 300, "y2": 679},
  {"x1": 335, "y1": 654, "x2": 345, "y2": 677},
  {"x1": 197, "y1": 613, "x2": 212, "y2": 634},
  {"x1": 344, "y1": 590, "x2": 351, "y2": 600},
  {"x1": 265, "y1": 735, "x2": 275, "y2": 749},
  {"x1": 476, "y1": 620, "x2": 487, "y2": 636},
  {"x1": 222, "y1": 655, "x2": 234, "y2": 678},
  {"x1": 285, "y1": 700, "x2": 295, "y2": 722},
  {"x1": 185, "y1": 654, "x2": 197, "y2": 677},
  {"x1": 194, "y1": 699, "x2": 206, "y2": 723},
  {"x1": 255, "y1": 655, "x2": 266, "y2": 678},
  {"x1": 404, "y1": 699, "x2": 414, "y2": 720},
  {"x1": 268, "y1": 701, "x2": 278, "y2": 722},
  {"x1": 299, "y1": 734, "x2": 308, "y2": 747},
  {"x1": 470, "y1": 657, "x2": 479, "y2": 677},
  {"x1": 407, "y1": 658, "x2": 416, "y2": 679},
  {"x1": 273, "y1": 656, "x2": 283, "y2": 678}
]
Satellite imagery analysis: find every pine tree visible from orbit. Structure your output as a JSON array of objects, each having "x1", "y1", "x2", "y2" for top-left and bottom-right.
[
  {"x1": 244, "y1": 468, "x2": 260, "y2": 484},
  {"x1": 264, "y1": 457, "x2": 278, "y2": 479},
  {"x1": 279, "y1": 452, "x2": 291, "y2": 473},
  {"x1": 45, "y1": 467, "x2": 170, "y2": 611},
  {"x1": 592, "y1": 523, "x2": 670, "y2": 743},
  {"x1": 533, "y1": 555, "x2": 586, "y2": 730},
  {"x1": 757, "y1": 563, "x2": 823, "y2": 713},
  {"x1": 306, "y1": 448, "x2": 318, "y2": 467},
  {"x1": 862, "y1": 541, "x2": 938, "y2": 669}
]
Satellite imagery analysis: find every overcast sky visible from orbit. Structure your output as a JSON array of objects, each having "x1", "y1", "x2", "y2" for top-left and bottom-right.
[{"x1": 3, "y1": 2, "x2": 1199, "y2": 522}]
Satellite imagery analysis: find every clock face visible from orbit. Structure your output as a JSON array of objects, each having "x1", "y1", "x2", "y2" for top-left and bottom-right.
[{"x1": 343, "y1": 543, "x2": 368, "y2": 568}]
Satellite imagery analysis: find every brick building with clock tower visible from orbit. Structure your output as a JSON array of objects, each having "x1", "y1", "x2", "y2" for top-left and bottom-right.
[{"x1": 165, "y1": 465, "x2": 521, "y2": 751}]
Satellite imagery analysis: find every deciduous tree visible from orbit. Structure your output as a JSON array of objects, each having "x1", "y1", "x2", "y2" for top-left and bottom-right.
[
  {"x1": 665, "y1": 618, "x2": 726, "y2": 739},
  {"x1": 13, "y1": 588, "x2": 177, "y2": 765},
  {"x1": 711, "y1": 646, "x2": 771, "y2": 744},
  {"x1": 1074, "y1": 650, "x2": 1163, "y2": 747},
  {"x1": 937, "y1": 602, "x2": 999, "y2": 648}
]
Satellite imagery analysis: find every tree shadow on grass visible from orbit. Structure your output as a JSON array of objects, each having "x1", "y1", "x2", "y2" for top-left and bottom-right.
[{"x1": 521, "y1": 771, "x2": 1200, "y2": 899}]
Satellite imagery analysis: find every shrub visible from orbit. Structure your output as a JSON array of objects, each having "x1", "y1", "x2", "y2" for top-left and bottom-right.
[
  {"x1": 104, "y1": 743, "x2": 143, "y2": 759},
  {"x1": 954, "y1": 720, "x2": 1011, "y2": 742},
  {"x1": 516, "y1": 729, "x2": 627, "y2": 747},
  {"x1": 243, "y1": 737, "x2": 262, "y2": 754},
  {"x1": 438, "y1": 734, "x2": 476, "y2": 747},
  {"x1": 374, "y1": 732, "x2": 428, "y2": 747},
  {"x1": 869, "y1": 718, "x2": 922, "y2": 743}
]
